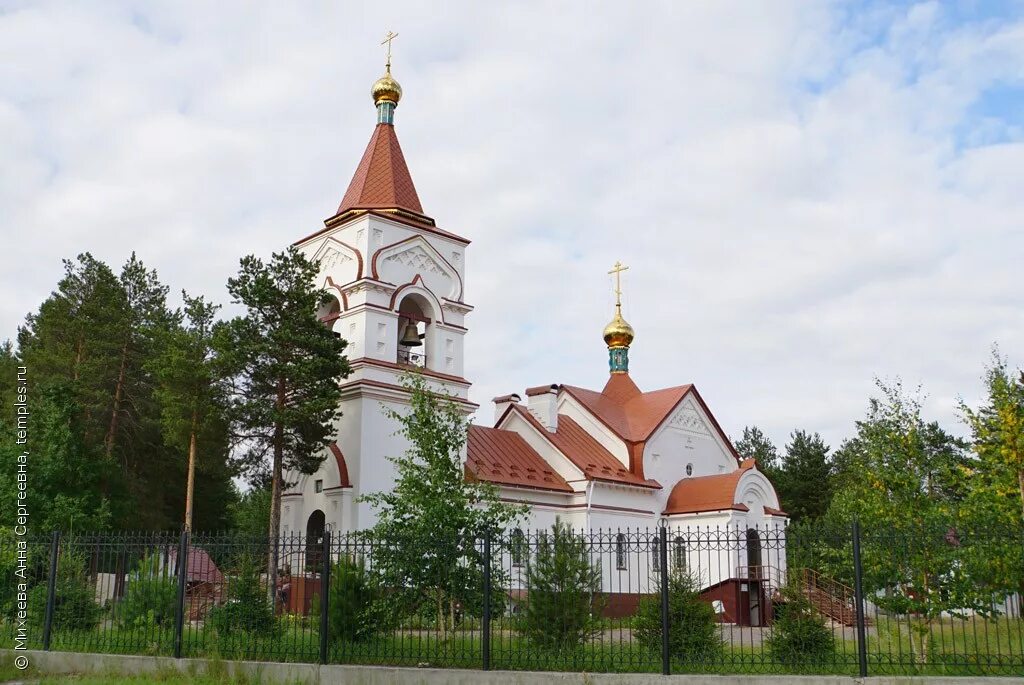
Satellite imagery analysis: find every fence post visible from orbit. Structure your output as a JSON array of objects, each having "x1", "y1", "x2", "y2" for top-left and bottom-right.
[
  {"x1": 173, "y1": 530, "x2": 189, "y2": 659},
  {"x1": 319, "y1": 530, "x2": 331, "y2": 664},
  {"x1": 659, "y1": 525, "x2": 670, "y2": 675},
  {"x1": 41, "y1": 531, "x2": 60, "y2": 650},
  {"x1": 482, "y1": 529, "x2": 492, "y2": 671},
  {"x1": 851, "y1": 519, "x2": 868, "y2": 678}
]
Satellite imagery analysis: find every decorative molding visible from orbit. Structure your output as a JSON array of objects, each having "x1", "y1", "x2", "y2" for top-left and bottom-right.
[
  {"x1": 384, "y1": 244, "x2": 449, "y2": 277},
  {"x1": 668, "y1": 404, "x2": 712, "y2": 437}
]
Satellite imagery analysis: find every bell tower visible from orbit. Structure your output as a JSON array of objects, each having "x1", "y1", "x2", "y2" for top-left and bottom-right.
[{"x1": 282, "y1": 37, "x2": 476, "y2": 535}]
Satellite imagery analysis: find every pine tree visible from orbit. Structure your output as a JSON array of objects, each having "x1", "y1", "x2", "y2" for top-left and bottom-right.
[
  {"x1": 363, "y1": 373, "x2": 525, "y2": 638},
  {"x1": 150, "y1": 294, "x2": 229, "y2": 531},
  {"x1": 780, "y1": 430, "x2": 833, "y2": 521},
  {"x1": 634, "y1": 566, "x2": 723, "y2": 664},
  {"x1": 734, "y1": 425, "x2": 781, "y2": 478},
  {"x1": 522, "y1": 519, "x2": 603, "y2": 652},
  {"x1": 215, "y1": 248, "x2": 350, "y2": 581}
]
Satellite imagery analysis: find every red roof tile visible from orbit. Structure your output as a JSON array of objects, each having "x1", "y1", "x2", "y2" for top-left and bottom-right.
[
  {"x1": 663, "y1": 460, "x2": 755, "y2": 515},
  {"x1": 466, "y1": 424, "x2": 572, "y2": 493},
  {"x1": 509, "y1": 407, "x2": 660, "y2": 489},
  {"x1": 337, "y1": 124, "x2": 424, "y2": 216}
]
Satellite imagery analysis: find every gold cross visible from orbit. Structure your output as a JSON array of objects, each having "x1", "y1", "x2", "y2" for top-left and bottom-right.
[
  {"x1": 608, "y1": 261, "x2": 629, "y2": 306},
  {"x1": 381, "y1": 31, "x2": 399, "y2": 70}
]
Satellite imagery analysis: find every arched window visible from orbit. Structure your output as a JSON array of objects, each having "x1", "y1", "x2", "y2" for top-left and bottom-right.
[
  {"x1": 650, "y1": 534, "x2": 661, "y2": 572},
  {"x1": 305, "y1": 510, "x2": 326, "y2": 571},
  {"x1": 511, "y1": 529, "x2": 526, "y2": 567},
  {"x1": 673, "y1": 535, "x2": 687, "y2": 571},
  {"x1": 615, "y1": 533, "x2": 627, "y2": 570},
  {"x1": 746, "y1": 528, "x2": 762, "y2": 570}
]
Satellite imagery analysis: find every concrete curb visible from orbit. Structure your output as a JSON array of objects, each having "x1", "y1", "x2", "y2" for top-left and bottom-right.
[{"x1": 3, "y1": 650, "x2": 1023, "y2": 684}]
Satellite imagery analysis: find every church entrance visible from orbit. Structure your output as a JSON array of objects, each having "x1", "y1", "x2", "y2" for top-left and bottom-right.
[
  {"x1": 305, "y1": 510, "x2": 326, "y2": 571},
  {"x1": 746, "y1": 528, "x2": 763, "y2": 626}
]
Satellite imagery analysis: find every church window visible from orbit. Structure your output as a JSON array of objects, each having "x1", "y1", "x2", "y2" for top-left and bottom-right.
[
  {"x1": 650, "y1": 534, "x2": 660, "y2": 572},
  {"x1": 315, "y1": 479, "x2": 323, "y2": 493},
  {"x1": 685, "y1": 463, "x2": 693, "y2": 476},
  {"x1": 615, "y1": 533, "x2": 627, "y2": 570},
  {"x1": 673, "y1": 536, "x2": 687, "y2": 571},
  {"x1": 511, "y1": 529, "x2": 526, "y2": 567}
]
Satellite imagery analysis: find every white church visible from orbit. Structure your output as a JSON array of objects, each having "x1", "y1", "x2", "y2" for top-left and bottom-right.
[{"x1": 281, "y1": 58, "x2": 786, "y2": 624}]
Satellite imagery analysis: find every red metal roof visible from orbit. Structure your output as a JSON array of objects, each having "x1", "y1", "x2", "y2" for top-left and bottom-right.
[
  {"x1": 561, "y1": 374, "x2": 692, "y2": 443},
  {"x1": 168, "y1": 547, "x2": 224, "y2": 585},
  {"x1": 509, "y1": 406, "x2": 660, "y2": 489},
  {"x1": 337, "y1": 123, "x2": 424, "y2": 216},
  {"x1": 662, "y1": 460, "x2": 756, "y2": 515},
  {"x1": 466, "y1": 424, "x2": 572, "y2": 493}
]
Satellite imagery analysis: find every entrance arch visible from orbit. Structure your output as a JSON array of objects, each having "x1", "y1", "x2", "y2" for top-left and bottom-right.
[{"x1": 305, "y1": 510, "x2": 326, "y2": 571}]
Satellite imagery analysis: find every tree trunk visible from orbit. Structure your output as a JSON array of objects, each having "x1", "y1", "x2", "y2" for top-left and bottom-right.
[
  {"x1": 267, "y1": 378, "x2": 285, "y2": 609},
  {"x1": 104, "y1": 340, "x2": 130, "y2": 460},
  {"x1": 1018, "y1": 469, "x2": 1024, "y2": 523},
  {"x1": 184, "y1": 411, "x2": 198, "y2": 533}
]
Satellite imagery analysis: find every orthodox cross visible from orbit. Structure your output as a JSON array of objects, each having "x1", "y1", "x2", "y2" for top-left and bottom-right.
[
  {"x1": 608, "y1": 261, "x2": 629, "y2": 306},
  {"x1": 381, "y1": 31, "x2": 399, "y2": 70}
]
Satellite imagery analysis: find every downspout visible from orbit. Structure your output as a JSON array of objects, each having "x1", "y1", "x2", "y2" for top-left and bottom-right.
[{"x1": 585, "y1": 479, "x2": 595, "y2": 533}]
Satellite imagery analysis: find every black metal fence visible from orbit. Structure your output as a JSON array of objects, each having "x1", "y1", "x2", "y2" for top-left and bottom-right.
[{"x1": 3, "y1": 521, "x2": 1022, "y2": 676}]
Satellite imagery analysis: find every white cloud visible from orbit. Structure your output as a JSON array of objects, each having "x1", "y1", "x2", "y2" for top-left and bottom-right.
[{"x1": 1, "y1": 1, "x2": 1022, "y2": 453}]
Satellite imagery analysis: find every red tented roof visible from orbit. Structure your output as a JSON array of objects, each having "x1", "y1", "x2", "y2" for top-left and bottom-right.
[
  {"x1": 466, "y1": 424, "x2": 572, "y2": 493},
  {"x1": 337, "y1": 123, "x2": 424, "y2": 216}
]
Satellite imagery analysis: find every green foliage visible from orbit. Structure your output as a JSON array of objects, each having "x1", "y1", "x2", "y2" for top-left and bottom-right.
[
  {"x1": 766, "y1": 583, "x2": 835, "y2": 669},
  {"x1": 28, "y1": 548, "x2": 100, "y2": 631},
  {"x1": 5, "y1": 252, "x2": 236, "y2": 532},
  {"x1": 228, "y1": 486, "x2": 272, "y2": 536},
  {"x1": 363, "y1": 373, "x2": 525, "y2": 636},
  {"x1": 117, "y1": 553, "x2": 178, "y2": 629},
  {"x1": 734, "y1": 426, "x2": 781, "y2": 478},
  {"x1": 523, "y1": 519, "x2": 603, "y2": 652},
  {"x1": 326, "y1": 555, "x2": 390, "y2": 643},
  {"x1": 778, "y1": 430, "x2": 833, "y2": 521},
  {"x1": 215, "y1": 248, "x2": 350, "y2": 544},
  {"x1": 208, "y1": 554, "x2": 276, "y2": 637},
  {"x1": 149, "y1": 294, "x2": 230, "y2": 531},
  {"x1": 634, "y1": 566, "x2": 723, "y2": 664}
]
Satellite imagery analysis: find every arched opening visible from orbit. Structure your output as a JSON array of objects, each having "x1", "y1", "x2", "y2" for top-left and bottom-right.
[
  {"x1": 615, "y1": 533, "x2": 627, "y2": 570},
  {"x1": 396, "y1": 294, "x2": 431, "y2": 368},
  {"x1": 673, "y1": 535, "x2": 687, "y2": 572},
  {"x1": 305, "y1": 510, "x2": 326, "y2": 571},
  {"x1": 317, "y1": 296, "x2": 342, "y2": 339},
  {"x1": 746, "y1": 527, "x2": 763, "y2": 626},
  {"x1": 511, "y1": 529, "x2": 526, "y2": 568}
]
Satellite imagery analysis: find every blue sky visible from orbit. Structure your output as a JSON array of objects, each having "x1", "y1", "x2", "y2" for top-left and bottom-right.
[{"x1": 1, "y1": 1, "x2": 1022, "y2": 453}]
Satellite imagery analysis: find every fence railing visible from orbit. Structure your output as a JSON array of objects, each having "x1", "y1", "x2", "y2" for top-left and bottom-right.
[{"x1": 3, "y1": 521, "x2": 1022, "y2": 676}]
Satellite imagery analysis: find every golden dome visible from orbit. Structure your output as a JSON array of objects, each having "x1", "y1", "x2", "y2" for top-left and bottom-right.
[
  {"x1": 603, "y1": 306, "x2": 635, "y2": 348},
  {"x1": 372, "y1": 69, "x2": 402, "y2": 106}
]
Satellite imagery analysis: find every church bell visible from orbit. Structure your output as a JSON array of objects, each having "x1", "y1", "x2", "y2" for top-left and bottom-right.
[{"x1": 399, "y1": 321, "x2": 423, "y2": 347}]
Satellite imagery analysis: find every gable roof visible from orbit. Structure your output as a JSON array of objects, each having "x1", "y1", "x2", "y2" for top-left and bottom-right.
[
  {"x1": 466, "y1": 424, "x2": 572, "y2": 493},
  {"x1": 506, "y1": 406, "x2": 660, "y2": 489},
  {"x1": 337, "y1": 123, "x2": 424, "y2": 217},
  {"x1": 662, "y1": 459, "x2": 755, "y2": 515},
  {"x1": 560, "y1": 374, "x2": 742, "y2": 466}
]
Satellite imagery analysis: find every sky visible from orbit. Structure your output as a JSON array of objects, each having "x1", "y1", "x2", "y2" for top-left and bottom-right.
[{"x1": 2, "y1": 1, "x2": 1022, "y2": 453}]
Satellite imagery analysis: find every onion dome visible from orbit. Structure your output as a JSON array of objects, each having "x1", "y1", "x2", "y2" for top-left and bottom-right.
[
  {"x1": 372, "y1": 67, "x2": 402, "y2": 107},
  {"x1": 603, "y1": 306, "x2": 635, "y2": 348}
]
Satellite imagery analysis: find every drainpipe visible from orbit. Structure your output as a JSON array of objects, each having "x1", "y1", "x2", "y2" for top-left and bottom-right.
[{"x1": 585, "y1": 479, "x2": 595, "y2": 533}]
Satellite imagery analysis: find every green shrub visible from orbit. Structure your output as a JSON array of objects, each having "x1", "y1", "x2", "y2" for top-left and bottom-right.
[
  {"x1": 634, "y1": 567, "x2": 723, "y2": 664},
  {"x1": 766, "y1": 582, "x2": 836, "y2": 669},
  {"x1": 207, "y1": 553, "x2": 275, "y2": 637},
  {"x1": 117, "y1": 553, "x2": 178, "y2": 629},
  {"x1": 27, "y1": 548, "x2": 100, "y2": 631},
  {"x1": 326, "y1": 554, "x2": 390, "y2": 643},
  {"x1": 522, "y1": 519, "x2": 604, "y2": 652}
]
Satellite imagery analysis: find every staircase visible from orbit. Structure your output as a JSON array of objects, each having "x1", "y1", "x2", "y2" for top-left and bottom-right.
[{"x1": 798, "y1": 568, "x2": 863, "y2": 627}]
